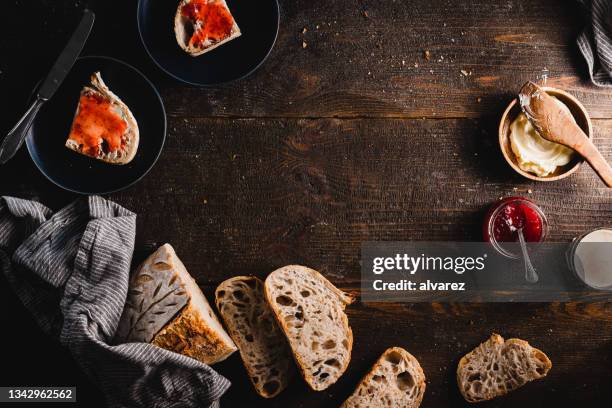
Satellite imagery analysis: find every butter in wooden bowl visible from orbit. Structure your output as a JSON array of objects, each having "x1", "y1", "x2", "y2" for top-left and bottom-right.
[
  {"x1": 498, "y1": 86, "x2": 593, "y2": 182},
  {"x1": 509, "y1": 97, "x2": 577, "y2": 177}
]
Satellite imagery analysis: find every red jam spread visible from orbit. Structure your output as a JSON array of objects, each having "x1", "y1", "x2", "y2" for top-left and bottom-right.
[
  {"x1": 483, "y1": 197, "x2": 545, "y2": 244},
  {"x1": 67, "y1": 94, "x2": 127, "y2": 156},
  {"x1": 181, "y1": 0, "x2": 234, "y2": 48}
]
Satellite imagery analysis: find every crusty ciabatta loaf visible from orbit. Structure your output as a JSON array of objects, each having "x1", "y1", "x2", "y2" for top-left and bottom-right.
[
  {"x1": 216, "y1": 276, "x2": 295, "y2": 398},
  {"x1": 65, "y1": 72, "x2": 139, "y2": 164},
  {"x1": 174, "y1": 0, "x2": 241, "y2": 57},
  {"x1": 457, "y1": 334, "x2": 552, "y2": 403},
  {"x1": 115, "y1": 244, "x2": 237, "y2": 365},
  {"x1": 264, "y1": 265, "x2": 355, "y2": 391},
  {"x1": 341, "y1": 347, "x2": 426, "y2": 408}
]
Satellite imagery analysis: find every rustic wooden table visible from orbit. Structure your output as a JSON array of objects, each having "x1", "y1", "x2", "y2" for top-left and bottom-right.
[{"x1": 1, "y1": 0, "x2": 611, "y2": 407}]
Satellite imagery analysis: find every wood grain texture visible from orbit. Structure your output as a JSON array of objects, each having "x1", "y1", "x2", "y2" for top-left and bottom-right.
[
  {"x1": 0, "y1": 0, "x2": 612, "y2": 407},
  {"x1": 156, "y1": 0, "x2": 612, "y2": 119},
  {"x1": 113, "y1": 116, "x2": 612, "y2": 283}
]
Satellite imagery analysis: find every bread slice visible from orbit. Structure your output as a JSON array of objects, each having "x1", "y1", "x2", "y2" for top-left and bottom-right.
[
  {"x1": 65, "y1": 72, "x2": 139, "y2": 164},
  {"x1": 215, "y1": 277, "x2": 295, "y2": 398},
  {"x1": 174, "y1": 0, "x2": 241, "y2": 57},
  {"x1": 457, "y1": 334, "x2": 552, "y2": 403},
  {"x1": 116, "y1": 244, "x2": 237, "y2": 365},
  {"x1": 341, "y1": 347, "x2": 426, "y2": 408},
  {"x1": 264, "y1": 265, "x2": 355, "y2": 391}
]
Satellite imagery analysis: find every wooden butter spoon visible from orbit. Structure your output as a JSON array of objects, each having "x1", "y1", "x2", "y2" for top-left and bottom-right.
[{"x1": 518, "y1": 81, "x2": 612, "y2": 187}]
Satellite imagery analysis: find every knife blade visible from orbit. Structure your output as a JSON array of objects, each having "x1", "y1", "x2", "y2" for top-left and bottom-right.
[
  {"x1": 38, "y1": 9, "x2": 95, "y2": 100},
  {"x1": 0, "y1": 9, "x2": 95, "y2": 164}
]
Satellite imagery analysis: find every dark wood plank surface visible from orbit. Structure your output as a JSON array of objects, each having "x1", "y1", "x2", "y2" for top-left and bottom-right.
[{"x1": 1, "y1": 0, "x2": 611, "y2": 407}]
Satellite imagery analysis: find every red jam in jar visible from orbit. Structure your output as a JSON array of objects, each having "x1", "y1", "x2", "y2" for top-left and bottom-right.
[{"x1": 483, "y1": 197, "x2": 548, "y2": 258}]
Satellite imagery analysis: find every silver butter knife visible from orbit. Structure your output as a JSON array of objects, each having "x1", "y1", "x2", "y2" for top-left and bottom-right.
[{"x1": 0, "y1": 9, "x2": 95, "y2": 164}]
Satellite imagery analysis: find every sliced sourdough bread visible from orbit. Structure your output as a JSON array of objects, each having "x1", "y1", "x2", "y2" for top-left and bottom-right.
[
  {"x1": 115, "y1": 244, "x2": 237, "y2": 365},
  {"x1": 341, "y1": 347, "x2": 426, "y2": 408},
  {"x1": 457, "y1": 333, "x2": 552, "y2": 403},
  {"x1": 65, "y1": 72, "x2": 139, "y2": 164},
  {"x1": 174, "y1": 0, "x2": 241, "y2": 57},
  {"x1": 215, "y1": 276, "x2": 295, "y2": 398},
  {"x1": 264, "y1": 265, "x2": 355, "y2": 391}
]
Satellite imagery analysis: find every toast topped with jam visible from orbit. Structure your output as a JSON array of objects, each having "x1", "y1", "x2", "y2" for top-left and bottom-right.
[
  {"x1": 174, "y1": 0, "x2": 241, "y2": 56},
  {"x1": 65, "y1": 72, "x2": 139, "y2": 164}
]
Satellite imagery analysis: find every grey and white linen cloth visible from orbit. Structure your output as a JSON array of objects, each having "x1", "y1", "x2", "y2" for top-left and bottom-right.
[
  {"x1": 577, "y1": 0, "x2": 612, "y2": 86},
  {"x1": 0, "y1": 196, "x2": 230, "y2": 408}
]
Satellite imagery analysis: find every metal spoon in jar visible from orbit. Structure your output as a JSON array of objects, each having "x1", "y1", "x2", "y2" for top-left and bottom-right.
[{"x1": 517, "y1": 228, "x2": 539, "y2": 283}]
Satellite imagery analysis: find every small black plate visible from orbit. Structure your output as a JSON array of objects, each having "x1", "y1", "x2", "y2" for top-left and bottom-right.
[
  {"x1": 137, "y1": 0, "x2": 279, "y2": 86},
  {"x1": 26, "y1": 56, "x2": 166, "y2": 195}
]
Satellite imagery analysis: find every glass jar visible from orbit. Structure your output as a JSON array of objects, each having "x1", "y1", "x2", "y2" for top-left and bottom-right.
[
  {"x1": 483, "y1": 197, "x2": 548, "y2": 259},
  {"x1": 566, "y1": 227, "x2": 612, "y2": 290}
]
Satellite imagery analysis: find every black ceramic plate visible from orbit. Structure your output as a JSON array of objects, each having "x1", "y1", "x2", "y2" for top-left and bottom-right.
[
  {"x1": 137, "y1": 0, "x2": 279, "y2": 85},
  {"x1": 26, "y1": 56, "x2": 166, "y2": 194}
]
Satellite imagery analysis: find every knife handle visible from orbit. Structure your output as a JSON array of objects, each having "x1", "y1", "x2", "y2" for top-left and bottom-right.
[{"x1": 0, "y1": 96, "x2": 46, "y2": 164}]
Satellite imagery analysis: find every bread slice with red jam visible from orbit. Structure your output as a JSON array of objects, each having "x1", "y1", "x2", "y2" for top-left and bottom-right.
[
  {"x1": 174, "y1": 0, "x2": 241, "y2": 57},
  {"x1": 65, "y1": 72, "x2": 139, "y2": 165}
]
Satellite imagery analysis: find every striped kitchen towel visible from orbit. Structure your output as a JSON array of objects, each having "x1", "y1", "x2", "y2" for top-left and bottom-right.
[
  {"x1": 577, "y1": 0, "x2": 612, "y2": 86},
  {"x1": 0, "y1": 196, "x2": 230, "y2": 408}
]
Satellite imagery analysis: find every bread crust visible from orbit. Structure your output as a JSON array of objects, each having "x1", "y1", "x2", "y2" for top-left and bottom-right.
[
  {"x1": 174, "y1": 0, "x2": 241, "y2": 57},
  {"x1": 152, "y1": 301, "x2": 236, "y2": 364},
  {"x1": 114, "y1": 245, "x2": 190, "y2": 344},
  {"x1": 65, "y1": 72, "x2": 139, "y2": 164},
  {"x1": 341, "y1": 347, "x2": 426, "y2": 408},
  {"x1": 264, "y1": 265, "x2": 355, "y2": 391},
  {"x1": 457, "y1": 333, "x2": 552, "y2": 403},
  {"x1": 149, "y1": 244, "x2": 236, "y2": 365}
]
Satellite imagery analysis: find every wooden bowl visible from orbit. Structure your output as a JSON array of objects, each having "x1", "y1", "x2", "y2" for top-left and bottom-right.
[{"x1": 498, "y1": 87, "x2": 593, "y2": 182}]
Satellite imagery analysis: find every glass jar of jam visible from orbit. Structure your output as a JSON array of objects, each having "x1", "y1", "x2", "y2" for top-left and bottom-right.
[{"x1": 483, "y1": 197, "x2": 548, "y2": 259}]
